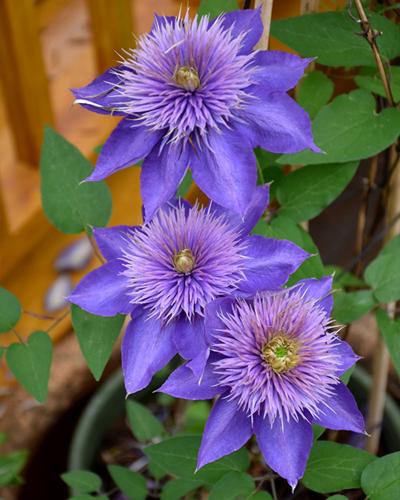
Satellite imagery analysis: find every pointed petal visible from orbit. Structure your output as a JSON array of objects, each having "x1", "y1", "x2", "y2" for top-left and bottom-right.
[
  {"x1": 253, "y1": 51, "x2": 313, "y2": 92},
  {"x1": 87, "y1": 118, "x2": 163, "y2": 181},
  {"x1": 239, "y1": 236, "x2": 309, "y2": 293},
  {"x1": 72, "y1": 66, "x2": 129, "y2": 115},
  {"x1": 93, "y1": 225, "x2": 136, "y2": 261},
  {"x1": 158, "y1": 363, "x2": 222, "y2": 400},
  {"x1": 311, "y1": 382, "x2": 365, "y2": 433},
  {"x1": 170, "y1": 316, "x2": 209, "y2": 379},
  {"x1": 219, "y1": 8, "x2": 263, "y2": 55},
  {"x1": 197, "y1": 398, "x2": 252, "y2": 470},
  {"x1": 254, "y1": 415, "x2": 313, "y2": 490},
  {"x1": 68, "y1": 261, "x2": 132, "y2": 316},
  {"x1": 141, "y1": 142, "x2": 189, "y2": 221},
  {"x1": 190, "y1": 126, "x2": 257, "y2": 216},
  {"x1": 245, "y1": 92, "x2": 320, "y2": 154},
  {"x1": 210, "y1": 184, "x2": 269, "y2": 236},
  {"x1": 294, "y1": 276, "x2": 334, "y2": 317},
  {"x1": 332, "y1": 338, "x2": 360, "y2": 376},
  {"x1": 205, "y1": 297, "x2": 235, "y2": 345},
  {"x1": 122, "y1": 313, "x2": 177, "y2": 394}
]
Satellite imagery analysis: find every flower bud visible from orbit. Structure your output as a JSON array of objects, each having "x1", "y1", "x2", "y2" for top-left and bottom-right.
[
  {"x1": 174, "y1": 66, "x2": 200, "y2": 91},
  {"x1": 174, "y1": 248, "x2": 195, "y2": 274}
]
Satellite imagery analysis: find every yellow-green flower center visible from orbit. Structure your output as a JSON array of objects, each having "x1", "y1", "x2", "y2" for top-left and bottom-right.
[
  {"x1": 173, "y1": 248, "x2": 195, "y2": 274},
  {"x1": 174, "y1": 66, "x2": 200, "y2": 91},
  {"x1": 262, "y1": 335, "x2": 299, "y2": 373}
]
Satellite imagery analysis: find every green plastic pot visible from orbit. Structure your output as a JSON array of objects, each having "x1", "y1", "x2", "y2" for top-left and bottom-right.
[{"x1": 68, "y1": 365, "x2": 400, "y2": 473}]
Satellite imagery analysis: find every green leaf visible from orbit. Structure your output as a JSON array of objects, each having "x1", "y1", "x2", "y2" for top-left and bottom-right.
[
  {"x1": 197, "y1": 0, "x2": 238, "y2": 18},
  {"x1": 107, "y1": 465, "x2": 147, "y2": 500},
  {"x1": 361, "y1": 451, "x2": 400, "y2": 500},
  {"x1": 254, "y1": 216, "x2": 324, "y2": 282},
  {"x1": 340, "y1": 365, "x2": 355, "y2": 385},
  {"x1": 333, "y1": 290, "x2": 376, "y2": 323},
  {"x1": 0, "y1": 450, "x2": 28, "y2": 487},
  {"x1": 177, "y1": 171, "x2": 193, "y2": 198},
  {"x1": 0, "y1": 287, "x2": 21, "y2": 333},
  {"x1": 161, "y1": 478, "x2": 204, "y2": 500},
  {"x1": 279, "y1": 90, "x2": 400, "y2": 166},
  {"x1": 71, "y1": 305, "x2": 124, "y2": 381},
  {"x1": 326, "y1": 496, "x2": 348, "y2": 500},
  {"x1": 376, "y1": 309, "x2": 400, "y2": 376},
  {"x1": 365, "y1": 235, "x2": 400, "y2": 302},
  {"x1": 184, "y1": 401, "x2": 210, "y2": 433},
  {"x1": 355, "y1": 66, "x2": 400, "y2": 103},
  {"x1": 61, "y1": 470, "x2": 102, "y2": 494},
  {"x1": 6, "y1": 331, "x2": 52, "y2": 403},
  {"x1": 271, "y1": 11, "x2": 400, "y2": 67},
  {"x1": 302, "y1": 441, "x2": 375, "y2": 493},
  {"x1": 209, "y1": 471, "x2": 255, "y2": 500},
  {"x1": 126, "y1": 400, "x2": 165, "y2": 442},
  {"x1": 297, "y1": 71, "x2": 334, "y2": 119},
  {"x1": 324, "y1": 265, "x2": 365, "y2": 288},
  {"x1": 40, "y1": 127, "x2": 112, "y2": 234},
  {"x1": 277, "y1": 162, "x2": 358, "y2": 223},
  {"x1": 145, "y1": 435, "x2": 249, "y2": 486}
]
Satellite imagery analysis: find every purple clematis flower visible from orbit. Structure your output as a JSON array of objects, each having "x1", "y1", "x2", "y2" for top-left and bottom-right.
[
  {"x1": 159, "y1": 277, "x2": 365, "y2": 489},
  {"x1": 68, "y1": 185, "x2": 309, "y2": 395},
  {"x1": 73, "y1": 9, "x2": 319, "y2": 220}
]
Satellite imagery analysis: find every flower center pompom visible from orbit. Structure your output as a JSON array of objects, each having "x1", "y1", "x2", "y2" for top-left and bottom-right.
[
  {"x1": 212, "y1": 290, "x2": 343, "y2": 423},
  {"x1": 262, "y1": 335, "x2": 299, "y2": 373},
  {"x1": 120, "y1": 203, "x2": 246, "y2": 322},
  {"x1": 114, "y1": 11, "x2": 257, "y2": 146}
]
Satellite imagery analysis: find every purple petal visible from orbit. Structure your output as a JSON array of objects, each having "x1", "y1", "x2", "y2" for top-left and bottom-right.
[
  {"x1": 219, "y1": 8, "x2": 263, "y2": 55},
  {"x1": 72, "y1": 66, "x2": 129, "y2": 115},
  {"x1": 87, "y1": 118, "x2": 163, "y2": 182},
  {"x1": 254, "y1": 415, "x2": 313, "y2": 490},
  {"x1": 204, "y1": 297, "x2": 235, "y2": 345},
  {"x1": 245, "y1": 92, "x2": 320, "y2": 154},
  {"x1": 158, "y1": 363, "x2": 222, "y2": 400},
  {"x1": 93, "y1": 226, "x2": 135, "y2": 261},
  {"x1": 122, "y1": 312, "x2": 177, "y2": 394},
  {"x1": 311, "y1": 382, "x2": 365, "y2": 433},
  {"x1": 190, "y1": 125, "x2": 257, "y2": 216},
  {"x1": 68, "y1": 261, "x2": 132, "y2": 316},
  {"x1": 238, "y1": 236, "x2": 309, "y2": 293},
  {"x1": 141, "y1": 142, "x2": 189, "y2": 221},
  {"x1": 197, "y1": 397, "x2": 252, "y2": 470},
  {"x1": 210, "y1": 184, "x2": 269, "y2": 236},
  {"x1": 253, "y1": 51, "x2": 313, "y2": 92},
  {"x1": 293, "y1": 276, "x2": 334, "y2": 316},
  {"x1": 170, "y1": 316, "x2": 209, "y2": 379},
  {"x1": 332, "y1": 338, "x2": 360, "y2": 376}
]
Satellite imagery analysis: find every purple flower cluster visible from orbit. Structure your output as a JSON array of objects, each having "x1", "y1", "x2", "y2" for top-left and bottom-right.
[
  {"x1": 160, "y1": 280, "x2": 365, "y2": 488},
  {"x1": 70, "y1": 6, "x2": 364, "y2": 490},
  {"x1": 73, "y1": 8, "x2": 319, "y2": 219},
  {"x1": 69, "y1": 186, "x2": 308, "y2": 391}
]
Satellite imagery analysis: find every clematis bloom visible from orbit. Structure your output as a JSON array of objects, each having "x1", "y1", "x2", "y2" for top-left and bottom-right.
[
  {"x1": 73, "y1": 9, "x2": 319, "y2": 219},
  {"x1": 68, "y1": 186, "x2": 309, "y2": 395},
  {"x1": 160, "y1": 277, "x2": 365, "y2": 489}
]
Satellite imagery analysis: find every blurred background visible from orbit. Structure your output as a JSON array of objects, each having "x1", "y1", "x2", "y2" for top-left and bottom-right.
[{"x1": 2, "y1": 0, "x2": 396, "y2": 499}]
